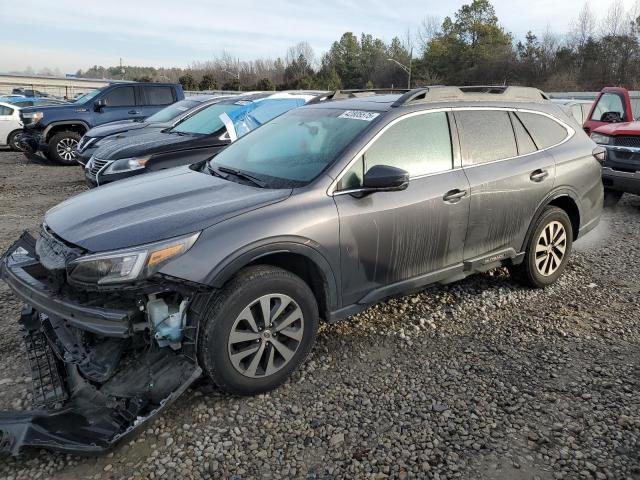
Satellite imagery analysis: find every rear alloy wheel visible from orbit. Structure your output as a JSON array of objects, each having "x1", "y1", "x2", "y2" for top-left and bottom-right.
[
  {"x1": 49, "y1": 131, "x2": 81, "y2": 165},
  {"x1": 510, "y1": 206, "x2": 573, "y2": 288},
  {"x1": 198, "y1": 266, "x2": 319, "y2": 395}
]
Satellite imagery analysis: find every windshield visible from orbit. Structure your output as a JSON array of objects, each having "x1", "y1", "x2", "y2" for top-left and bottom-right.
[
  {"x1": 146, "y1": 99, "x2": 200, "y2": 123},
  {"x1": 74, "y1": 89, "x2": 102, "y2": 104},
  {"x1": 171, "y1": 103, "x2": 240, "y2": 135},
  {"x1": 210, "y1": 107, "x2": 377, "y2": 187}
]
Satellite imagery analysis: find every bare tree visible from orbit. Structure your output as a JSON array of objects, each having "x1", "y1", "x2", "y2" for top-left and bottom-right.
[
  {"x1": 416, "y1": 15, "x2": 441, "y2": 54},
  {"x1": 285, "y1": 41, "x2": 316, "y2": 68},
  {"x1": 600, "y1": 0, "x2": 626, "y2": 36},
  {"x1": 570, "y1": 2, "x2": 596, "y2": 49}
]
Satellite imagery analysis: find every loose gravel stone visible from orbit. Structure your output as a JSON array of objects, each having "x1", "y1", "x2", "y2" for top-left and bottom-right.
[{"x1": 0, "y1": 149, "x2": 638, "y2": 479}]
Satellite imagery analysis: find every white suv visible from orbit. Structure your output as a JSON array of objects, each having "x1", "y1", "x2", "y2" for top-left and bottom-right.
[{"x1": 0, "y1": 101, "x2": 23, "y2": 151}]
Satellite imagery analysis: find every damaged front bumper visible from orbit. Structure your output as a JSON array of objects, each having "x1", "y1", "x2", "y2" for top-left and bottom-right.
[{"x1": 0, "y1": 233, "x2": 203, "y2": 455}]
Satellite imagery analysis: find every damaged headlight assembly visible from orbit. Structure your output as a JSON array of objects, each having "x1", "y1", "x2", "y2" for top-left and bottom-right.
[
  {"x1": 68, "y1": 231, "x2": 200, "y2": 284},
  {"x1": 103, "y1": 155, "x2": 151, "y2": 175}
]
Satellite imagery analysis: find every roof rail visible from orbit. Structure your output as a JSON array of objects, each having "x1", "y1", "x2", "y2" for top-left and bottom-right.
[
  {"x1": 391, "y1": 85, "x2": 550, "y2": 107},
  {"x1": 307, "y1": 88, "x2": 410, "y2": 104}
]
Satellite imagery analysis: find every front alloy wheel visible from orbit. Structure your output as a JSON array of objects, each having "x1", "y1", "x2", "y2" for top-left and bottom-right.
[
  {"x1": 228, "y1": 294, "x2": 305, "y2": 378},
  {"x1": 198, "y1": 266, "x2": 319, "y2": 395}
]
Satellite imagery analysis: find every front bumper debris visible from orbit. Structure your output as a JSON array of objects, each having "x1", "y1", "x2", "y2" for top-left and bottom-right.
[{"x1": 0, "y1": 233, "x2": 202, "y2": 455}]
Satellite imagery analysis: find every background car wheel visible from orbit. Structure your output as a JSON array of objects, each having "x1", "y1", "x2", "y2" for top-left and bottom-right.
[
  {"x1": 7, "y1": 131, "x2": 21, "y2": 151},
  {"x1": 603, "y1": 189, "x2": 623, "y2": 208},
  {"x1": 509, "y1": 206, "x2": 573, "y2": 288},
  {"x1": 198, "y1": 265, "x2": 319, "y2": 395},
  {"x1": 49, "y1": 131, "x2": 81, "y2": 165}
]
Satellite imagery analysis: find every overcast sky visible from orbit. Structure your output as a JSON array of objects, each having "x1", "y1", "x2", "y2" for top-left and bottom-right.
[{"x1": 0, "y1": 0, "x2": 637, "y2": 73}]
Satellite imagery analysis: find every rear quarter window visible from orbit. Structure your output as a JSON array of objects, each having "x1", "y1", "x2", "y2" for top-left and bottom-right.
[{"x1": 516, "y1": 112, "x2": 569, "y2": 149}]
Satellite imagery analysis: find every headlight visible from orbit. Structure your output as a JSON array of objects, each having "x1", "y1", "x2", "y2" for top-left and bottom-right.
[
  {"x1": 590, "y1": 133, "x2": 611, "y2": 145},
  {"x1": 22, "y1": 111, "x2": 44, "y2": 123},
  {"x1": 104, "y1": 156, "x2": 151, "y2": 175},
  {"x1": 68, "y1": 232, "x2": 200, "y2": 284}
]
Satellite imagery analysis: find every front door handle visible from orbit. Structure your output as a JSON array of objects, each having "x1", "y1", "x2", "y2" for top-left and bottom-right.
[
  {"x1": 443, "y1": 189, "x2": 467, "y2": 203},
  {"x1": 128, "y1": 110, "x2": 141, "y2": 115},
  {"x1": 530, "y1": 169, "x2": 549, "y2": 182}
]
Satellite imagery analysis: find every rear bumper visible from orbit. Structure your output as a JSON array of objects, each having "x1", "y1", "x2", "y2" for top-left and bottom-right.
[
  {"x1": 602, "y1": 167, "x2": 640, "y2": 195},
  {"x1": 0, "y1": 233, "x2": 202, "y2": 455}
]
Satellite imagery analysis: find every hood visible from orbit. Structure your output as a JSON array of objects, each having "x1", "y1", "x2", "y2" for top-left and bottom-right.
[
  {"x1": 20, "y1": 104, "x2": 75, "y2": 114},
  {"x1": 593, "y1": 121, "x2": 640, "y2": 136},
  {"x1": 92, "y1": 130, "x2": 210, "y2": 160},
  {"x1": 86, "y1": 120, "x2": 160, "y2": 139},
  {"x1": 44, "y1": 166, "x2": 291, "y2": 252}
]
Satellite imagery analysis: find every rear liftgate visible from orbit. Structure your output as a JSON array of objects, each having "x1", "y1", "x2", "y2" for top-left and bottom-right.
[{"x1": 0, "y1": 233, "x2": 204, "y2": 455}]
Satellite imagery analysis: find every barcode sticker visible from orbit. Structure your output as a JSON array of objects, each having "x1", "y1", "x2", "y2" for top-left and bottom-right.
[{"x1": 339, "y1": 110, "x2": 380, "y2": 121}]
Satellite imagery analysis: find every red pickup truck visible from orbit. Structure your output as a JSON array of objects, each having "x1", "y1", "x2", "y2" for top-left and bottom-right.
[{"x1": 586, "y1": 87, "x2": 640, "y2": 205}]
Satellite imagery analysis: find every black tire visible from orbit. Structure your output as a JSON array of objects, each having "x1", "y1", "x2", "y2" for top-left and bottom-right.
[
  {"x1": 7, "y1": 131, "x2": 21, "y2": 151},
  {"x1": 48, "y1": 131, "x2": 81, "y2": 165},
  {"x1": 603, "y1": 189, "x2": 623, "y2": 208},
  {"x1": 510, "y1": 206, "x2": 573, "y2": 288},
  {"x1": 198, "y1": 265, "x2": 319, "y2": 395}
]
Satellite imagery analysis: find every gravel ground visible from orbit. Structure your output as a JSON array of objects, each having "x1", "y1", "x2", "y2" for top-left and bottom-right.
[{"x1": 0, "y1": 148, "x2": 638, "y2": 480}]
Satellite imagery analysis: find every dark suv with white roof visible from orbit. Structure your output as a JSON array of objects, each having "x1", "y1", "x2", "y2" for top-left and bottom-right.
[{"x1": 0, "y1": 86, "x2": 603, "y2": 455}]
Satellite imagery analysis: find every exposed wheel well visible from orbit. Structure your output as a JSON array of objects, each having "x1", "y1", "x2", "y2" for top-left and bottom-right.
[
  {"x1": 248, "y1": 253, "x2": 330, "y2": 322},
  {"x1": 548, "y1": 195, "x2": 580, "y2": 240},
  {"x1": 45, "y1": 124, "x2": 87, "y2": 143}
]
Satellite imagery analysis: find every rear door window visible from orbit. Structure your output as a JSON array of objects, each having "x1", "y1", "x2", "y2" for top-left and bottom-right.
[
  {"x1": 143, "y1": 86, "x2": 175, "y2": 106},
  {"x1": 455, "y1": 110, "x2": 517, "y2": 166},
  {"x1": 103, "y1": 87, "x2": 135, "y2": 107},
  {"x1": 516, "y1": 112, "x2": 568, "y2": 149}
]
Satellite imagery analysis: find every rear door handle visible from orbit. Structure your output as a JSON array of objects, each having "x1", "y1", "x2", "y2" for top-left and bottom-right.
[
  {"x1": 443, "y1": 189, "x2": 467, "y2": 203},
  {"x1": 128, "y1": 110, "x2": 141, "y2": 115},
  {"x1": 530, "y1": 169, "x2": 549, "y2": 182}
]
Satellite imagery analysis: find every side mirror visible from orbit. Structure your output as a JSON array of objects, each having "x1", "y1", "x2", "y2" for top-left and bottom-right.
[
  {"x1": 362, "y1": 164, "x2": 409, "y2": 192},
  {"x1": 94, "y1": 99, "x2": 106, "y2": 112}
]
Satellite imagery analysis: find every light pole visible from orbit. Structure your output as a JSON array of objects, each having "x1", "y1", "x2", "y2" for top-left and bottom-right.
[{"x1": 387, "y1": 51, "x2": 412, "y2": 89}]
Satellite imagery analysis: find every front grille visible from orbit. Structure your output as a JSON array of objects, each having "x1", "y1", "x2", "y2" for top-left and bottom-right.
[
  {"x1": 614, "y1": 136, "x2": 640, "y2": 148},
  {"x1": 87, "y1": 157, "x2": 111, "y2": 177}
]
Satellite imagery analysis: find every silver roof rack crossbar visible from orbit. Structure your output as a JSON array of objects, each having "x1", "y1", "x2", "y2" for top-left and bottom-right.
[{"x1": 391, "y1": 85, "x2": 550, "y2": 107}]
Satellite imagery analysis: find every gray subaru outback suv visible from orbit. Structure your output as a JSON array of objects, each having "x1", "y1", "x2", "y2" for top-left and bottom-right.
[{"x1": 0, "y1": 86, "x2": 603, "y2": 454}]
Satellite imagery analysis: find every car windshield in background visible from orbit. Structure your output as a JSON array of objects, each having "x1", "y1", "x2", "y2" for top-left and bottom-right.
[
  {"x1": 210, "y1": 108, "x2": 377, "y2": 187},
  {"x1": 73, "y1": 89, "x2": 101, "y2": 104},
  {"x1": 145, "y1": 99, "x2": 201, "y2": 123},
  {"x1": 171, "y1": 103, "x2": 240, "y2": 135}
]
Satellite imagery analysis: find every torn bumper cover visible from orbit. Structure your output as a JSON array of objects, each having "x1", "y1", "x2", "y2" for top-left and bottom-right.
[{"x1": 0, "y1": 233, "x2": 202, "y2": 455}]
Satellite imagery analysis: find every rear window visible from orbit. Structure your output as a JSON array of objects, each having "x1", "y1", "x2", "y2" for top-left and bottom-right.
[
  {"x1": 516, "y1": 112, "x2": 568, "y2": 149},
  {"x1": 455, "y1": 110, "x2": 517, "y2": 166},
  {"x1": 144, "y1": 86, "x2": 174, "y2": 106},
  {"x1": 103, "y1": 87, "x2": 135, "y2": 107}
]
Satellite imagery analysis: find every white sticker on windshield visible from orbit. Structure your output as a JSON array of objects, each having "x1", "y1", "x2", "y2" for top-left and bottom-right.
[
  {"x1": 339, "y1": 110, "x2": 380, "y2": 121},
  {"x1": 175, "y1": 106, "x2": 189, "y2": 111}
]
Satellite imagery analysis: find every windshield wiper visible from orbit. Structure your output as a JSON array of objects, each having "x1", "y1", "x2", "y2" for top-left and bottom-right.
[{"x1": 216, "y1": 165, "x2": 267, "y2": 188}]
